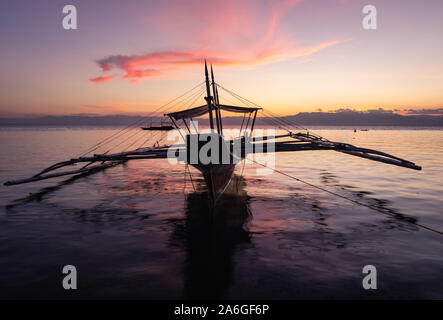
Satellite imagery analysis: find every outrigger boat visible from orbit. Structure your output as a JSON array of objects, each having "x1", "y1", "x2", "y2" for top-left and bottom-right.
[{"x1": 4, "y1": 61, "x2": 421, "y2": 205}]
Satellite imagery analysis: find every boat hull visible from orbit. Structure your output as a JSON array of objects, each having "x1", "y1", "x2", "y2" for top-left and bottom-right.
[{"x1": 192, "y1": 163, "x2": 236, "y2": 203}]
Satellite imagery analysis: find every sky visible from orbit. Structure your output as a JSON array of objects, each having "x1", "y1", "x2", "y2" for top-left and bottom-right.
[{"x1": 0, "y1": 0, "x2": 442, "y2": 116}]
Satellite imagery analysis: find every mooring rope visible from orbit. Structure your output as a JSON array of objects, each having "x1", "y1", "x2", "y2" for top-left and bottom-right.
[
  {"x1": 185, "y1": 164, "x2": 196, "y2": 192},
  {"x1": 248, "y1": 158, "x2": 443, "y2": 236}
]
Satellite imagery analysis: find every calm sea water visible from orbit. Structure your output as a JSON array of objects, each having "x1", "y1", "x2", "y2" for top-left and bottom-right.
[{"x1": 0, "y1": 126, "x2": 442, "y2": 299}]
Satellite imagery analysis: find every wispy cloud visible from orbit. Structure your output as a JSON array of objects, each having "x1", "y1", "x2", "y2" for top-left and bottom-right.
[
  {"x1": 81, "y1": 104, "x2": 130, "y2": 114},
  {"x1": 316, "y1": 107, "x2": 443, "y2": 116},
  {"x1": 327, "y1": 108, "x2": 395, "y2": 114},
  {"x1": 91, "y1": 0, "x2": 347, "y2": 84}
]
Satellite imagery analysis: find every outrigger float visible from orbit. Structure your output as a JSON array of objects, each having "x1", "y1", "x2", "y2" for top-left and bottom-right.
[{"x1": 4, "y1": 61, "x2": 421, "y2": 205}]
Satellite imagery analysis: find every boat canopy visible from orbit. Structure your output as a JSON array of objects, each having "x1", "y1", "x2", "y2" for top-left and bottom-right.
[{"x1": 166, "y1": 104, "x2": 261, "y2": 120}]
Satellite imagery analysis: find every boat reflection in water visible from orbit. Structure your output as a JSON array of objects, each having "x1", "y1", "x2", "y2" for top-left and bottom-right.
[{"x1": 170, "y1": 174, "x2": 252, "y2": 299}]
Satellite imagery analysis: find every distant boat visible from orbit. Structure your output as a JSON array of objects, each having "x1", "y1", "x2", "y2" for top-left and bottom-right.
[{"x1": 141, "y1": 119, "x2": 174, "y2": 131}]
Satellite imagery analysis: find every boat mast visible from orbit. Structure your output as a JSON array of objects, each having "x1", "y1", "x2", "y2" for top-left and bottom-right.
[
  {"x1": 204, "y1": 60, "x2": 215, "y2": 131},
  {"x1": 215, "y1": 85, "x2": 223, "y2": 135},
  {"x1": 211, "y1": 65, "x2": 221, "y2": 135}
]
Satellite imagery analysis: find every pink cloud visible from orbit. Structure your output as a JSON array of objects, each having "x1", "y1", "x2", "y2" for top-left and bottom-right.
[
  {"x1": 91, "y1": 0, "x2": 347, "y2": 83},
  {"x1": 89, "y1": 75, "x2": 114, "y2": 84}
]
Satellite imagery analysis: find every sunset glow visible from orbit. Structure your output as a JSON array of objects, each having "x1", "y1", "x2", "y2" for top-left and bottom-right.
[{"x1": 0, "y1": 0, "x2": 442, "y2": 116}]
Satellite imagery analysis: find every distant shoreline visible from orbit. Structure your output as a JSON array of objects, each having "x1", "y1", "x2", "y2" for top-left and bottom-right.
[
  {"x1": 1, "y1": 112, "x2": 442, "y2": 127},
  {"x1": 1, "y1": 125, "x2": 442, "y2": 132}
]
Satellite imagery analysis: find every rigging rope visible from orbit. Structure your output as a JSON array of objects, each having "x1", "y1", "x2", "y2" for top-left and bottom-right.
[
  {"x1": 216, "y1": 82, "x2": 327, "y2": 139},
  {"x1": 129, "y1": 87, "x2": 206, "y2": 151},
  {"x1": 216, "y1": 83, "x2": 298, "y2": 132},
  {"x1": 119, "y1": 86, "x2": 207, "y2": 152},
  {"x1": 104, "y1": 128, "x2": 145, "y2": 154},
  {"x1": 76, "y1": 81, "x2": 206, "y2": 157}
]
